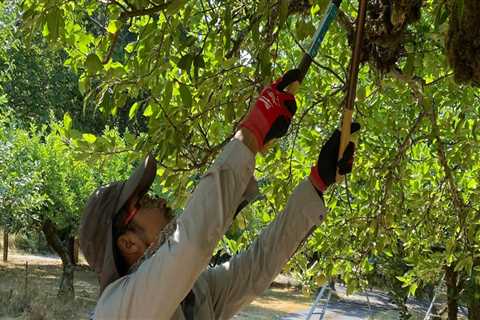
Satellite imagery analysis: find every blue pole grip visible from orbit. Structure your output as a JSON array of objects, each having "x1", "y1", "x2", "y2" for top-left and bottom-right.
[{"x1": 307, "y1": 2, "x2": 340, "y2": 58}]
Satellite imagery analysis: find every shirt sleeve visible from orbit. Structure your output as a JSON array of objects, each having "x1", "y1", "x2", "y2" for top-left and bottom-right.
[
  {"x1": 94, "y1": 139, "x2": 255, "y2": 320},
  {"x1": 205, "y1": 178, "x2": 327, "y2": 319}
]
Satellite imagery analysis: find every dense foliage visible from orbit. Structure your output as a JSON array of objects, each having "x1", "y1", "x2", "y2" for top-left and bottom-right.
[{"x1": 0, "y1": 0, "x2": 479, "y2": 317}]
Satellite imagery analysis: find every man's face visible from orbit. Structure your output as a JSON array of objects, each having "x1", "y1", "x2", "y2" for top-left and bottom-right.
[
  {"x1": 129, "y1": 196, "x2": 173, "y2": 248},
  {"x1": 116, "y1": 195, "x2": 174, "y2": 265}
]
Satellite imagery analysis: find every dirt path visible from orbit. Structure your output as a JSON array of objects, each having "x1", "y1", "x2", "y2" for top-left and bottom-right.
[{"x1": 1, "y1": 252, "x2": 451, "y2": 320}]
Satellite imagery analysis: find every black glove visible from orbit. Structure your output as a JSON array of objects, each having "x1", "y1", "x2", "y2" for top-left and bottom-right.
[{"x1": 309, "y1": 122, "x2": 361, "y2": 193}]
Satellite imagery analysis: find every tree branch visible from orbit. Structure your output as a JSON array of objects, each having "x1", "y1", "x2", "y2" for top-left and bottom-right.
[
  {"x1": 390, "y1": 68, "x2": 468, "y2": 239},
  {"x1": 119, "y1": 1, "x2": 173, "y2": 19},
  {"x1": 102, "y1": 31, "x2": 119, "y2": 64}
]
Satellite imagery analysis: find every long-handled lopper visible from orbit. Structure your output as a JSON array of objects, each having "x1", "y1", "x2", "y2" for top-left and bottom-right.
[
  {"x1": 284, "y1": 0, "x2": 368, "y2": 181},
  {"x1": 336, "y1": 0, "x2": 368, "y2": 181}
]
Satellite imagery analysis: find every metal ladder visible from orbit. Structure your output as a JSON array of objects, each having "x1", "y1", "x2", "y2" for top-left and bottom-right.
[
  {"x1": 305, "y1": 285, "x2": 332, "y2": 320},
  {"x1": 424, "y1": 275, "x2": 446, "y2": 320}
]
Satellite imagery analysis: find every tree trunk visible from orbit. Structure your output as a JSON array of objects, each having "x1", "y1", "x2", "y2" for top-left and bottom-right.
[
  {"x1": 469, "y1": 300, "x2": 480, "y2": 320},
  {"x1": 68, "y1": 237, "x2": 79, "y2": 265},
  {"x1": 468, "y1": 269, "x2": 480, "y2": 320},
  {"x1": 329, "y1": 278, "x2": 336, "y2": 291},
  {"x1": 3, "y1": 230, "x2": 8, "y2": 262},
  {"x1": 42, "y1": 220, "x2": 74, "y2": 300},
  {"x1": 446, "y1": 265, "x2": 458, "y2": 320}
]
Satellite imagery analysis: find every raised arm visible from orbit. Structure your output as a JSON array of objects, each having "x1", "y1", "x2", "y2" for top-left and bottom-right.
[
  {"x1": 205, "y1": 123, "x2": 361, "y2": 319},
  {"x1": 205, "y1": 179, "x2": 325, "y2": 319},
  {"x1": 94, "y1": 71, "x2": 301, "y2": 319}
]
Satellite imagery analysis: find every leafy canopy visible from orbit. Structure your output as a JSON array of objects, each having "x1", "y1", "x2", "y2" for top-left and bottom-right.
[{"x1": 13, "y1": 0, "x2": 480, "y2": 310}]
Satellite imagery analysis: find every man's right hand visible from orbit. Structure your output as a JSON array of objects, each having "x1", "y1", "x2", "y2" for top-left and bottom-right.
[
  {"x1": 309, "y1": 123, "x2": 361, "y2": 194},
  {"x1": 239, "y1": 69, "x2": 301, "y2": 151}
]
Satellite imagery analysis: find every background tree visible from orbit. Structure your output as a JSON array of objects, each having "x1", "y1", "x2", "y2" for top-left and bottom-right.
[{"x1": 0, "y1": 112, "x2": 137, "y2": 300}]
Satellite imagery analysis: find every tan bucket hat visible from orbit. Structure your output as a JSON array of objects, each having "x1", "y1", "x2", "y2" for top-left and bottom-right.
[{"x1": 79, "y1": 154, "x2": 156, "y2": 292}]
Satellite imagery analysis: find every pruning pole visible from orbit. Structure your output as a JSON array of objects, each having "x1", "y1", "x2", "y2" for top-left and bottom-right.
[
  {"x1": 286, "y1": 0, "x2": 343, "y2": 94},
  {"x1": 336, "y1": 0, "x2": 368, "y2": 182}
]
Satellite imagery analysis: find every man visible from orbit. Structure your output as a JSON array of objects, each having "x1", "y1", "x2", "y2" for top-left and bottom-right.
[{"x1": 79, "y1": 69, "x2": 359, "y2": 319}]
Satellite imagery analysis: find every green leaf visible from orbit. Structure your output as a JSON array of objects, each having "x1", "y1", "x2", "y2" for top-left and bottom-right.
[
  {"x1": 0, "y1": 94, "x2": 7, "y2": 105},
  {"x1": 357, "y1": 86, "x2": 366, "y2": 101},
  {"x1": 78, "y1": 74, "x2": 90, "y2": 95},
  {"x1": 63, "y1": 113, "x2": 72, "y2": 132},
  {"x1": 404, "y1": 53, "x2": 415, "y2": 76},
  {"x1": 45, "y1": 8, "x2": 62, "y2": 41},
  {"x1": 177, "y1": 54, "x2": 193, "y2": 72},
  {"x1": 129, "y1": 102, "x2": 140, "y2": 119},
  {"x1": 179, "y1": 84, "x2": 192, "y2": 107},
  {"x1": 408, "y1": 282, "x2": 418, "y2": 296},
  {"x1": 278, "y1": 0, "x2": 289, "y2": 28},
  {"x1": 85, "y1": 53, "x2": 103, "y2": 74},
  {"x1": 163, "y1": 81, "x2": 173, "y2": 107},
  {"x1": 165, "y1": 0, "x2": 187, "y2": 16},
  {"x1": 107, "y1": 20, "x2": 122, "y2": 34},
  {"x1": 82, "y1": 133, "x2": 97, "y2": 144},
  {"x1": 224, "y1": 105, "x2": 235, "y2": 122},
  {"x1": 143, "y1": 104, "x2": 154, "y2": 117},
  {"x1": 433, "y1": 3, "x2": 448, "y2": 28},
  {"x1": 224, "y1": 4, "x2": 232, "y2": 51}
]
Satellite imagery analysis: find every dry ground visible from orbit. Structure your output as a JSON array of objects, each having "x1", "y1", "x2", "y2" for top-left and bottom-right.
[{"x1": 0, "y1": 252, "x2": 311, "y2": 320}]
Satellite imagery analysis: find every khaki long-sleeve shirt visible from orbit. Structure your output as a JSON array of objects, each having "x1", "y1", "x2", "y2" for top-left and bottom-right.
[{"x1": 94, "y1": 139, "x2": 326, "y2": 319}]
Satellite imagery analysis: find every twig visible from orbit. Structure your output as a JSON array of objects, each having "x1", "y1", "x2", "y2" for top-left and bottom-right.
[
  {"x1": 288, "y1": 28, "x2": 346, "y2": 84},
  {"x1": 102, "y1": 31, "x2": 119, "y2": 64}
]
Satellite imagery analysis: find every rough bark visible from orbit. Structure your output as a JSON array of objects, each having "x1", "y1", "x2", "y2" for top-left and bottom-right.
[
  {"x1": 3, "y1": 230, "x2": 8, "y2": 262},
  {"x1": 68, "y1": 237, "x2": 79, "y2": 265},
  {"x1": 446, "y1": 265, "x2": 459, "y2": 320},
  {"x1": 468, "y1": 268, "x2": 480, "y2": 320},
  {"x1": 469, "y1": 300, "x2": 480, "y2": 320},
  {"x1": 41, "y1": 220, "x2": 74, "y2": 300}
]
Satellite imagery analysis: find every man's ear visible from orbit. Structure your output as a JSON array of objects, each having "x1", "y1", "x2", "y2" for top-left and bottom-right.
[{"x1": 116, "y1": 232, "x2": 142, "y2": 256}]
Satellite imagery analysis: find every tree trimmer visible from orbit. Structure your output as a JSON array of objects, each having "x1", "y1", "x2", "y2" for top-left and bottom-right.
[
  {"x1": 237, "y1": 1, "x2": 344, "y2": 217},
  {"x1": 284, "y1": 0, "x2": 367, "y2": 182},
  {"x1": 336, "y1": 0, "x2": 368, "y2": 182}
]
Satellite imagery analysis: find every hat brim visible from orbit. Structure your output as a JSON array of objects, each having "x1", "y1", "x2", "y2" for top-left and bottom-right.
[
  {"x1": 99, "y1": 219, "x2": 119, "y2": 291},
  {"x1": 115, "y1": 153, "x2": 157, "y2": 214},
  {"x1": 99, "y1": 153, "x2": 157, "y2": 291}
]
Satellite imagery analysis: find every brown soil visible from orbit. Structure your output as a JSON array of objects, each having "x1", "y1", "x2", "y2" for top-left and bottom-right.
[
  {"x1": 447, "y1": 0, "x2": 480, "y2": 86},
  {"x1": 0, "y1": 253, "x2": 98, "y2": 320}
]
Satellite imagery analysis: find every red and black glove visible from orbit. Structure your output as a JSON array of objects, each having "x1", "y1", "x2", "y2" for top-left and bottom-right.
[
  {"x1": 240, "y1": 69, "x2": 301, "y2": 150},
  {"x1": 309, "y1": 122, "x2": 361, "y2": 193}
]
